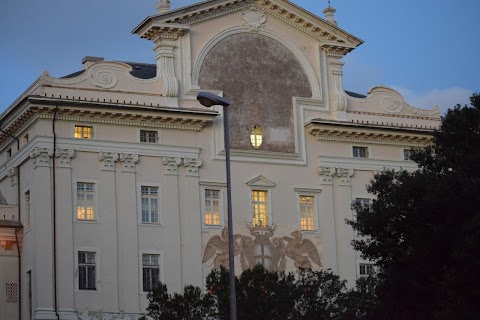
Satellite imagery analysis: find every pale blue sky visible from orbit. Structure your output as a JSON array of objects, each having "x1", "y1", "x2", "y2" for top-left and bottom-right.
[{"x1": 0, "y1": 0, "x2": 478, "y2": 113}]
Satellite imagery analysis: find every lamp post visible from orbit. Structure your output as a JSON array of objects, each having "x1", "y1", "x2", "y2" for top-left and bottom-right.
[{"x1": 197, "y1": 92, "x2": 237, "y2": 320}]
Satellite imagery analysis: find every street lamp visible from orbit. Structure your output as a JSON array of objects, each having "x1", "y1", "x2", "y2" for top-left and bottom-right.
[{"x1": 197, "y1": 92, "x2": 237, "y2": 320}]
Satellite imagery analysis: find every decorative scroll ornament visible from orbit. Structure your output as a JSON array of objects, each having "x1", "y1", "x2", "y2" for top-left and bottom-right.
[
  {"x1": 119, "y1": 153, "x2": 139, "y2": 172},
  {"x1": 381, "y1": 94, "x2": 403, "y2": 113},
  {"x1": 183, "y1": 157, "x2": 203, "y2": 176},
  {"x1": 163, "y1": 156, "x2": 182, "y2": 175},
  {"x1": 99, "y1": 152, "x2": 119, "y2": 171},
  {"x1": 154, "y1": 44, "x2": 178, "y2": 97},
  {"x1": 336, "y1": 168, "x2": 354, "y2": 185},
  {"x1": 203, "y1": 226, "x2": 322, "y2": 272},
  {"x1": 55, "y1": 149, "x2": 75, "y2": 168},
  {"x1": 30, "y1": 148, "x2": 54, "y2": 168},
  {"x1": 241, "y1": 6, "x2": 267, "y2": 32},
  {"x1": 318, "y1": 166, "x2": 336, "y2": 185},
  {"x1": 89, "y1": 66, "x2": 118, "y2": 89}
]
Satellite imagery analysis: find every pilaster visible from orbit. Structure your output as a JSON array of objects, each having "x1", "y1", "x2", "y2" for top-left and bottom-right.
[
  {"x1": 163, "y1": 157, "x2": 182, "y2": 175},
  {"x1": 325, "y1": 51, "x2": 348, "y2": 121},
  {"x1": 98, "y1": 152, "x2": 120, "y2": 312},
  {"x1": 317, "y1": 166, "x2": 338, "y2": 273},
  {"x1": 29, "y1": 148, "x2": 55, "y2": 319},
  {"x1": 116, "y1": 153, "x2": 140, "y2": 313},
  {"x1": 154, "y1": 38, "x2": 179, "y2": 98},
  {"x1": 180, "y1": 158, "x2": 203, "y2": 287},
  {"x1": 54, "y1": 149, "x2": 76, "y2": 319},
  {"x1": 333, "y1": 167, "x2": 357, "y2": 286}
]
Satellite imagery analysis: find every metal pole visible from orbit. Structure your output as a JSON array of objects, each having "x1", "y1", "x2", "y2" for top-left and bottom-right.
[{"x1": 223, "y1": 105, "x2": 237, "y2": 320}]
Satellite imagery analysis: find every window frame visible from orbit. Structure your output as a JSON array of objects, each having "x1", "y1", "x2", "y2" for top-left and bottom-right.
[
  {"x1": 251, "y1": 188, "x2": 271, "y2": 227},
  {"x1": 294, "y1": 188, "x2": 321, "y2": 233},
  {"x1": 74, "y1": 179, "x2": 99, "y2": 223},
  {"x1": 352, "y1": 145, "x2": 369, "y2": 158},
  {"x1": 403, "y1": 148, "x2": 412, "y2": 161},
  {"x1": 137, "y1": 183, "x2": 163, "y2": 226},
  {"x1": 24, "y1": 190, "x2": 31, "y2": 230},
  {"x1": 200, "y1": 183, "x2": 226, "y2": 228},
  {"x1": 139, "y1": 129, "x2": 160, "y2": 144},
  {"x1": 75, "y1": 247, "x2": 101, "y2": 292},
  {"x1": 139, "y1": 250, "x2": 164, "y2": 294},
  {"x1": 358, "y1": 262, "x2": 376, "y2": 278},
  {"x1": 73, "y1": 125, "x2": 94, "y2": 139}
]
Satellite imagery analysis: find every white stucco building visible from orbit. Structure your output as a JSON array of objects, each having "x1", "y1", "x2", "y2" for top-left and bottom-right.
[{"x1": 0, "y1": 0, "x2": 440, "y2": 319}]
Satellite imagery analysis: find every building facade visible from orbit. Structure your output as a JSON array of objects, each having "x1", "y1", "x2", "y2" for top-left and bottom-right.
[{"x1": 0, "y1": 0, "x2": 440, "y2": 319}]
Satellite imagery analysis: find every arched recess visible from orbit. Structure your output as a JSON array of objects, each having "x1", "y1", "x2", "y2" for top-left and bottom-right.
[{"x1": 196, "y1": 27, "x2": 320, "y2": 153}]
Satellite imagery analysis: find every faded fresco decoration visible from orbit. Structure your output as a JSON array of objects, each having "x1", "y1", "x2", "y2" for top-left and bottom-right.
[{"x1": 202, "y1": 225, "x2": 322, "y2": 272}]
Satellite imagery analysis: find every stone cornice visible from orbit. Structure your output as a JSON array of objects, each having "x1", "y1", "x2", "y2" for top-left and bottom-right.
[
  {"x1": 306, "y1": 120, "x2": 434, "y2": 146},
  {"x1": 135, "y1": 0, "x2": 361, "y2": 51},
  {"x1": 0, "y1": 96, "x2": 217, "y2": 145},
  {"x1": 140, "y1": 23, "x2": 190, "y2": 41}
]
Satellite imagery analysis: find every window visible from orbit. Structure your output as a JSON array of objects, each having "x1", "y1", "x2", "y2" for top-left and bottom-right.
[
  {"x1": 77, "y1": 183, "x2": 95, "y2": 220},
  {"x1": 359, "y1": 263, "x2": 375, "y2": 277},
  {"x1": 299, "y1": 195, "x2": 315, "y2": 231},
  {"x1": 25, "y1": 190, "x2": 31, "y2": 229},
  {"x1": 140, "y1": 130, "x2": 158, "y2": 143},
  {"x1": 141, "y1": 186, "x2": 159, "y2": 223},
  {"x1": 27, "y1": 270, "x2": 32, "y2": 320},
  {"x1": 142, "y1": 254, "x2": 160, "y2": 292},
  {"x1": 204, "y1": 189, "x2": 221, "y2": 225},
  {"x1": 353, "y1": 146, "x2": 368, "y2": 158},
  {"x1": 355, "y1": 198, "x2": 370, "y2": 206},
  {"x1": 252, "y1": 190, "x2": 268, "y2": 226},
  {"x1": 23, "y1": 133, "x2": 29, "y2": 145},
  {"x1": 403, "y1": 149, "x2": 411, "y2": 160},
  {"x1": 250, "y1": 126, "x2": 263, "y2": 148},
  {"x1": 74, "y1": 125, "x2": 93, "y2": 139},
  {"x1": 78, "y1": 251, "x2": 96, "y2": 290}
]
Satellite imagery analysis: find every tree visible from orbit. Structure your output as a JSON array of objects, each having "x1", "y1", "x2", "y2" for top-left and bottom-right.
[{"x1": 348, "y1": 93, "x2": 480, "y2": 319}]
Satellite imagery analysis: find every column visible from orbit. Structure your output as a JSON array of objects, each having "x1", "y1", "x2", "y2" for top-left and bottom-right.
[
  {"x1": 162, "y1": 157, "x2": 182, "y2": 292},
  {"x1": 54, "y1": 149, "x2": 77, "y2": 320},
  {"x1": 98, "y1": 152, "x2": 120, "y2": 312},
  {"x1": 317, "y1": 166, "x2": 338, "y2": 273},
  {"x1": 30, "y1": 147, "x2": 56, "y2": 320},
  {"x1": 334, "y1": 168, "x2": 357, "y2": 286},
  {"x1": 116, "y1": 153, "x2": 140, "y2": 313},
  {"x1": 180, "y1": 157, "x2": 203, "y2": 287}
]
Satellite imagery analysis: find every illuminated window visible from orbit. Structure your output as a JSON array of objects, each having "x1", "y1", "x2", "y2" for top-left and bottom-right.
[
  {"x1": 78, "y1": 251, "x2": 96, "y2": 290},
  {"x1": 74, "y1": 125, "x2": 93, "y2": 139},
  {"x1": 353, "y1": 146, "x2": 368, "y2": 158},
  {"x1": 141, "y1": 186, "x2": 159, "y2": 223},
  {"x1": 204, "y1": 189, "x2": 221, "y2": 225},
  {"x1": 250, "y1": 126, "x2": 263, "y2": 148},
  {"x1": 142, "y1": 254, "x2": 160, "y2": 292},
  {"x1": 140, "y1": 130, "x2": 158, "y2": 143},
  {"x1": 252, "y1": 190, "x2": 268, "y2": 226},
  {"x1": 299, "y1": 195, "x2": 315, "y2": 231},
  {"x1": 77, "y1": 183, "x2": 95, "y2": 220}
]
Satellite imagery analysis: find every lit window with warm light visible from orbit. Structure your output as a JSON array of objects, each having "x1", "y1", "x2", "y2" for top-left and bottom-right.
[
  {"x1": 252, "y1": 190, "x2": 268, "y2": 226},
  {"x1": 204, "y1": 189, "x2": 221, "y2": 225},
  {"x1": 299, "y1": 195, "x2": 315, "y2": 231},
  {"x1": 74, "y1": 125, "x2": 93, "y2": 139},
  {"x1": 250, "y1": 126, "x2": 263, "y2": 148},
  {"x1": 77, "y1": 182, "x2": 95, "y2": 220}
]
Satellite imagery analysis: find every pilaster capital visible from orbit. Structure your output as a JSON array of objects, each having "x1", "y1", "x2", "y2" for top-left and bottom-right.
[
  {"x1": 183, "y1": 157, "x2": 202, "y2": 177},
  {"x1": 99, "y1": 152, "x2": 119, "y2": 171},
  {"x1": 55, "y1": 149, "x2": 75, "y2": 168},
  {"x1": 318, "y1": 166, "x2": 336, "y2": 185},
  {"x1": 336, "y1": 168, "x2": 354, "y2": 186},
  {"x1": 119, "y1": 153, "x2": 139, "y2": 172},
  {"x1": 163, "y1": 156, "x2": 182, "y2": 175},
  {"x1": 7, "y1": 167, "x2": 17, "y2": 187},
  {"x1": 30, "y1": 147, "x2": 54, "y2": 168}
]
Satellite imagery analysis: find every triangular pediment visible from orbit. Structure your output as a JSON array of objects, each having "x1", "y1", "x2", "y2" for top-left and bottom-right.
[
  {"x1": 133, "y1": 0, "x2": 362, "y2": 54},
  {"x1": 246, "y1": 175, "x2": 276, "y2": 187}
]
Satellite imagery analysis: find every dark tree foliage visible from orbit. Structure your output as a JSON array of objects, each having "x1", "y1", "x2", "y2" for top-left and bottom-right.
[
  {"x1": 143, "y1": 265, "x2": 375, "y2": 320},
  {"x1": 140, "y1": 283, "x2": 215, "y2": 320},
  {"x1": 348, "y1": 93, "x2": 480, "y2": 320}
]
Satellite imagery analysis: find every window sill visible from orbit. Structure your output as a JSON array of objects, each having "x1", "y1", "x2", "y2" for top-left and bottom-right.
[{"x1": 139, "y1": 223, "x2": 164, "y2": 227}]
